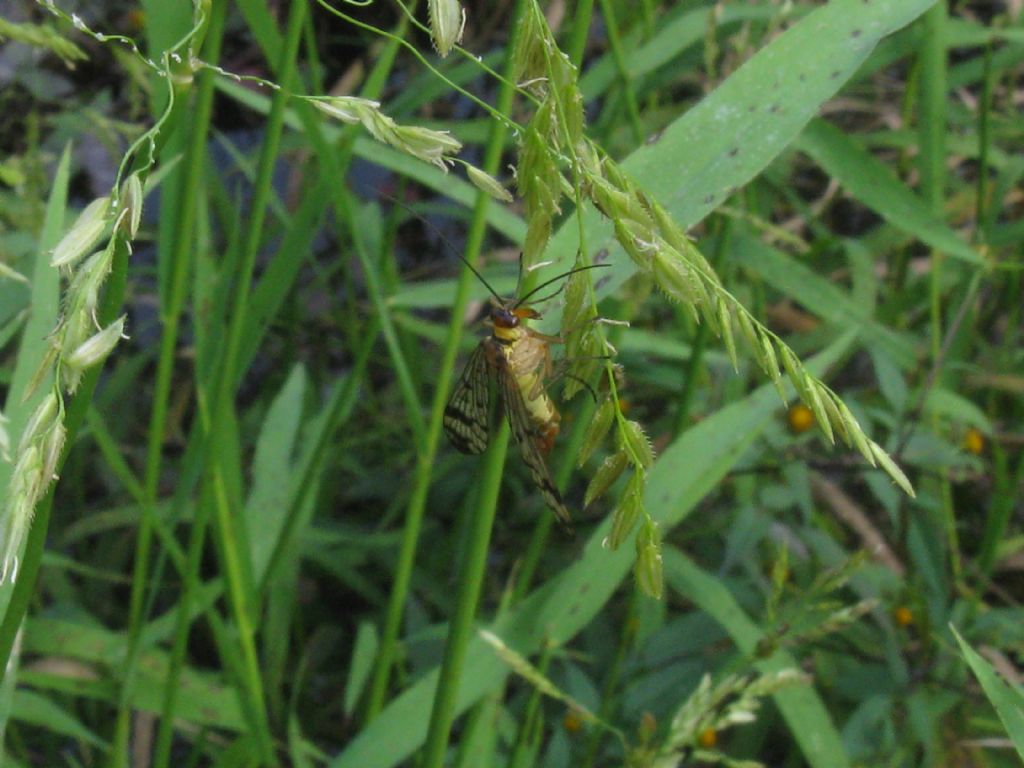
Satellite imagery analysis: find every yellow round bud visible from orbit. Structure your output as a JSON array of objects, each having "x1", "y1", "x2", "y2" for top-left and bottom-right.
[
  {"x1": 563, "y1": 710, "x2": 583, "y2": 733},
  {"x1": 787, "y1": 403, "x2": 815, "y2": 434},
  {"x1": 963, "y1": 427, "x2": 984, "y2": 456}
]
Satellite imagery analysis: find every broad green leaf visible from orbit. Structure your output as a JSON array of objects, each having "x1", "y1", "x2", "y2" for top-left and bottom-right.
[
  {"x1": 537, "y1": 0, "x2": 940, "y2": 306},
  {"x1": 345, "y1": 622, "x2": 380, "y2": 717},
  {"x1": 0, "y1": 145, "x2": 68, "y2": 625},
  {"x1": 795, "y1": 119, "x2": 982, "y2": 265},
  {"x1": 247, "y1": 365, "x2": 308, "y2": 583},
  {"x1": 624, "y1": 0, "x2": 932, "y2": 223},
  {"x1": 924, "y1": 387, "x2": 994, "y2": 435},
  {"x1": 951, "y1": 625, "x2": 1024, "y2": 761},
  {"x1": 11, "y1": 690, "x2": 108, "y2": 750},
  {"x1": 22, "y1": 617, "x2": 244, "y2": 730}
]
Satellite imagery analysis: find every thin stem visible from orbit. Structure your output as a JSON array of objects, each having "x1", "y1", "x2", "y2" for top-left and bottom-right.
[
  {"x1": 567, "y1": 0, "x2": 594, "y2": 69},
  {"x1": 340, "y1": 196, "x2": 428, "y2": 452},
  {"x1": 313, "y1": 0, "x2": 522, "y2": 131},
  {"x1": 918, "y1": 6, "x2": 947, "y2": 215},
  {"x1": 974, "y1": 43, "x2": 992, "y2": 246},
  {"x1": 154, "y1": 3, "x2": 308, "y2": 764},
  {"x1": 112, "y1": 3, "x2": 227, "y2": 763},
  {"x1": 597, "y1": 0, "x2": 644, "y2": 146},
  {"x1": 421, "y1": 422, "x2": 510, "y2": 768},
  {"x1": 361, "y1": 0, "x2": 528, "y2": 725},
  {"x1": 919, "y1": 3, "x2": 946, "y2": 375},
  {"x1": 507, "y1": 644, "x2": 553, "y2": 764},
  {"x1": 918, "y1": 3, "x2": 961, "y2": 587},
  {"x1": 582, "y1": 590, "x2": 637, "y2": 767}
]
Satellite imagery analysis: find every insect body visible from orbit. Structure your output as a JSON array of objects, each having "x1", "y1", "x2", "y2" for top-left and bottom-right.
[{"x1": 444, "y1": 299, "x2": 571, "y2": 527}]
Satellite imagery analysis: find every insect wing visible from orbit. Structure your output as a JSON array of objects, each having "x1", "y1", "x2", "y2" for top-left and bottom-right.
[
  {"x1": 499, "y1": 367, "x2": 573, "y2": 530},
  {"x1": 444, "y1": 345, "x2": 491, "y2": 455}
]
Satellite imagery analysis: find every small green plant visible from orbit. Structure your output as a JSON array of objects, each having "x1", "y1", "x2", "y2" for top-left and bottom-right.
[{"x1": 482, "y1": 627, "x2": 810, "y2": 768}]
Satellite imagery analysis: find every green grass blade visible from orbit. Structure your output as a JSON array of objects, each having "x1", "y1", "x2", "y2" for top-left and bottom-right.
[
  {"x1": 728, "y1": 233, "x2": 917, "y2": 367},
  {"x1": 345, "y1": 622, "x2": 380, "y2": 718},
  {"x1": 11, "y1": 690, "x2": 109, "y2": 751},
  {"x1": 246, "y1": 365, "x2": 307, "y2": 583},
  {"x1": 235, "y1": 0, "x2": 283, "y2": 59},
  {"x1": 0, "y1": 144, "x2": 68, "y2": 656},
  {"x1": 0, "y1": 141, "x2": 67, "y2": 507},
  {"x1": 579, "y1": 5, "x2": 778, "y2": 99},
  {"x1": 951, "y1": 625, "x2": 1024, "y2": 760},
  {"x1": 22, "y1": 616, "x2": 245, "y2": 730},
  {"x1": 795, "y1": 119, "x2": 980, "y2": 265}
]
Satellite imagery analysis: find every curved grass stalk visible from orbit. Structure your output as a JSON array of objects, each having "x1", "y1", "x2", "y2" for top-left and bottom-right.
[
  {"x1": 508, "y1": 0, "x2": 914, "y2": 599},
  {"x1": 313, "y1": 0, "x2": 523, "y2": 131},
  {"x1": 0, "y1": 3, "x2": 210, "y2": 692},
  {"x1": 112, "y1": 3, "x2": 229, "y2": 764}
]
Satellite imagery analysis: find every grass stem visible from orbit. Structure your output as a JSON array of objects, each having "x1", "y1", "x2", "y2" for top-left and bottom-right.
[
  {"x1": 421, "y1": 423, "x2": 510, "y2": 768},
  {"x1": 362, "y1": 0, "x2": 528, "y2": 724},
  {"x1": 154, "y1": 3, "x2": 307, "y2": 764},
  {"x1": 112, "y1": 3, "x2": 227, "y2": 764}
]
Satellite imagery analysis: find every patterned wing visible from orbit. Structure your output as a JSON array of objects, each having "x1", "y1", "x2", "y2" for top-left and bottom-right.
[
  {"x1": 499, "y1": 366, "x2": 573, "y2": 530},
  {"x1": 444, "y1": 345, "x2": 491, "y2": 455}
]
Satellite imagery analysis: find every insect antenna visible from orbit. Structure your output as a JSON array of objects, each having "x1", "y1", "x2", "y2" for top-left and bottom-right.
[
  {"x1": 513, "y1": 263, "x2": 610, "y2": 308},
  {"x1": 454, "y1": 251, "x2": 505, "y2": 304},
  {"x1": 564, "y1": 373, "x2": 600, "y2": 403},
  {"x1": 382, "y1": 192, "x2": 506, "y2": 304}
]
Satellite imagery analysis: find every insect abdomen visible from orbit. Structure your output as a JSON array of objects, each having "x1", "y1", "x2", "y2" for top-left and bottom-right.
[{"x1": 515, "y1": 370, "x2": 560, "y2": 454}]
